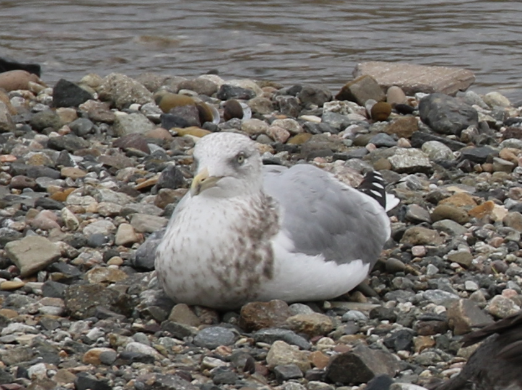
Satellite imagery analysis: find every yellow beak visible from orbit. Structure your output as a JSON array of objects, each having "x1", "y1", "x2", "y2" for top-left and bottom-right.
[{"x1": 190, "y1": 167, "x2": 222, "y2": 196}]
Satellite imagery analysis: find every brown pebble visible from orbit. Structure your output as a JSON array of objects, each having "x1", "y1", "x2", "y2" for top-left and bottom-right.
[
  {"x1": 223, "y1": 99, "x2": 244, "y2": 121},
  {"x1": 155, "y1": 92, "x2": 195, "y2": 113},
  {"x1": 468, "y1": 201, "x2": 495, "y2": 219},
  {"x1": 195, "y1": 101, "x2": 215, "y2": 124},
  {"x1": 0, "y1": 70, "x2": 44, "y2": 92},
  {"x1": 370, "y1": 102, "x2": 392, "y2": 121},
  {"x1": 0, "y1": 280, "x2": 25, "y2": 291}
]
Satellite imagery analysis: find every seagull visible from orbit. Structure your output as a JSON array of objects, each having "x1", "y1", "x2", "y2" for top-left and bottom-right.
[{"x1": 155, "y1": 132, "x2": 396, "y2": 309}]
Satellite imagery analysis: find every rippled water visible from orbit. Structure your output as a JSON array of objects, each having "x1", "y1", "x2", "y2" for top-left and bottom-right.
[{"x1": 1, "y1": 0, "x2": 521, "y2": 99}]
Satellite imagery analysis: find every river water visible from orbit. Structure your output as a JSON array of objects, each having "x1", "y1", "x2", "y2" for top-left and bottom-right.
[{"x1": 1, "y1": 0, "x2": 521, "y2": 100}]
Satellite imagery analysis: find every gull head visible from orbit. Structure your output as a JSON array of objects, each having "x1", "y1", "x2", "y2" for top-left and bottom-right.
[{"x1": 190, "y1": 132, "x2": 263, "y2": 198}]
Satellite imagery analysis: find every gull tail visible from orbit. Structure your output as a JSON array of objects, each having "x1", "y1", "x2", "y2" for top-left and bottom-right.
[{"x1": 358, "y1": 171, "x2": 400, "y2": 212}]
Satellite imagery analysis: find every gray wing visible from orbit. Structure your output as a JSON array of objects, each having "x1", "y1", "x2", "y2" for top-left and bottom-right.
[{"x1": 263, "y1": 164, "x2": 390, "y2": 267}]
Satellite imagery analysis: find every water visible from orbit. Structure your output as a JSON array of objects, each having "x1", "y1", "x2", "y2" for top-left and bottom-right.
[{"x1": 1, "y1": 0, "x2": 521, "y2": 100}]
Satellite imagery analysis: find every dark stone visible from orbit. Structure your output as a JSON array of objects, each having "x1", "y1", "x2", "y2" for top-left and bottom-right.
[
  {"x1": 26, "y1": 166, "x2": 61, "y2": 179},
  {"x1": 56, "y1": 150, "x2": 75, "y2": 167},
  {"x1": 394, "y1": 104, "x2": 416, "y2": 115},
  {"x1": 134, "y1": 373, "x2": 198, "y2": 390},
  {"x1": 87, "y1": 233, "x2": 111, "y2": 248},
  {"x1": 223, "y1": 99, "x2": 244, "y2": 121},
  {"x1": 156, "y1": 165, "x2": 185, "y2": 190},
  {"x1": 239, "y1": 300, "x2": 292, "y2": 332},
  {"x1": 168, "y1": 104, "x2": 201, "y2": 127},
  {"x1": 415, "y1": 320, "x2": 449, "y2": 336},
  {"x1": 9, "y1": 175, "x2": 36, "y2": 190},
  {"x1": 42, "y1": 280, "x2": 67, "y2": 298},
  {"x1": 369, "y1": 307, "x2": 397, "y2": 322},
  {"x1": 305, "y1": 369, "x2": 326, "y2": 382},
  {"x1": 29, "y1": 110, "x2": 63, "y2": 131},
  {"x1": 366, "y1": 374, "x2": 393, "y2": 390},
  {"x1": 52, "y1": 79, "x2": 93, "y2": 108},
  {"x1": 212, "y1": 368, "x2": 238, "y2": 385},
  {"x1": 160, "y1": 321, "x2": 197, "y2": 339},
  {"x1": 297, "y1": 84, "x2": 332, "y2": 107},
  {"x1": 69, "y1": 117, "x2": 94, "y2": 136},
  {"x1": 0, "y1": 56, "x2": 41, "y2": 76},
  {"x1": 0, "y1": 368, "x2": 14, "y2": 384},
  {"x1": 230, "y1": 351, "x2": 256, "y2": 374},
  {"x1": 410, "y1": 131, "x2": 466, "y2": 151},
  {"x1": 94, "y1": 306, "x2": 127, "y2": 321},
  {"x1": 460, "y1": 146, "x2": 499, "y2": 163},
  {"x1": 276, "y1": 95, "x2": 301, "y2": 117},
  {"x1": 383, "y1": 329, "x2": 414, "y2": 352},
  {"x1": 419, "y1": 93, "x2": 478, "y2": 135},
  {"x1": 303, "y1": 122, "x2": 338, "y2": 135},
  {"x1": 274, "y1": 364, "x2": 304, "y2": 383},
  {"x1": 47, "y1": 134, "x2": 90, "y2": 152},
  {"x1": 114, "y1": 133, "x2": 151, "y2": 154},
  {"x1": 253, "y1": 328, "x2": 311, "y2": 350},
  {"x1": 117, "y1": 351, "x2": 155, "y2": 365},
  {"x1": 64, "y1": 283, "x2": 133, "y2": 319},
  {"x1": 325, "y1": 344, "x2": 400, "y2": 385},
  {"x1": 74, "y1": 372, "x2": 112, "y2": 390},
  {"x1": 216, "y1": 84, "x2": 256, "y2": 100},
  {"x1": 369, "y1": 133, "x2": 397, "y2": 147},
  {"x1": 35, "y1": 197, "x2": 64, "y2": 210},
  {"x1": 132, "y1": 228, "x2": 165, "y2": 270},
  {"x1": 62, "y1": 233, "x2": 89, "y2": 250},
  {"x1": 194, "y1": 326, "x2": 236, "y2": 349},
  {"x1": 160, "y1": 113, "x2": 190, "y2": 129}
]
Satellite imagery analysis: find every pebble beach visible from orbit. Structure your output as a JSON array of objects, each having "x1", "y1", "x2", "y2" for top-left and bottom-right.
[{"x1": 0, "y1": 66, "x2": 520, "y2": 390}]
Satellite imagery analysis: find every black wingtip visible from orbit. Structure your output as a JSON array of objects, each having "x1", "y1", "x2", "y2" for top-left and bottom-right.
[{"x1": 358, "y1": 171, "x2": 387, "y2": 209}]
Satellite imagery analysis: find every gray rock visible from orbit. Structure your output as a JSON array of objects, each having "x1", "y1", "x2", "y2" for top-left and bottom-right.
[
  {"x1": 421, "y1": 140, "x2": 455, "y2": 161},
  {"x1": 325, "y1": 343, "x2": 400, "y2": 384},
  {"x1": 98, "y1": 73, "x2": 153, "y2": 109},
  {"x1": 194, "y1": 326, "x2": 237, "y2": 349},
  {"x1": 30, "y1": 110, "x2": 63, "y2": 131},
  {"x1": 419, "y1": 93, "x2": 478, "y2": 135},
  {"x1": 388, "y1": 148, "x2": 431, "y2": 173},
  {"x1": 52, "y1": 79, "x2": 93, "y2": 108},
  {"x1": 297, "y1": 84, "x2": 332, "y2": 107},
  {"x1": 216, "y1": 84, "x2": 256, "y2": 100},
  {"x1": 64, "y1": 284, "x2": 133, "y2": 319},
  {"x1": 460, "y1": 146, "x2": 498, "y2": 163},
  {"x1": 274, "y1": 364, "x2": 304, "y2": 383},
  {"x1": 113, "y1": 112, "x2": 155, "y2": 136},
  {"x1": 68, "y1": 117, "x2": 94, "y2": 136},
  {"x1": 130, "y1": 213, "x2": 168, "y2": 233},
  {"x1": 336, "y1": 74, "x2": 385, "y2": 106},
  {"x1": 275, "y1": 95, "x2": 301, "y2": 117},
  {"x1": 432, "y1": 219, "x2": 468, "y2": 236},
  {"x1": 354, "y1": 61, "x2": 475, "y2": 95},
  {"x1": 369, "y1": 133, "x2": 397, "y2": 147},
  {"x1": 447, "y1": 299, "x2": 493, "y2": 335},
  {"x1": 253, "y1": 328, "x2": 311, "y2": 350},
  {"x1": 5, "y1": 236, "x2": 61, "y2": 277},
  {"x1": 422, "y1": 289, "x2": 460, "y2": 306}
]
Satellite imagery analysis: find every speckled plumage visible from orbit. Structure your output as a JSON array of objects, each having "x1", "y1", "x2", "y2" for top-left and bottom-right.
[{"x1": 155, "y1": 132, "x2": 392, "y2": 309}]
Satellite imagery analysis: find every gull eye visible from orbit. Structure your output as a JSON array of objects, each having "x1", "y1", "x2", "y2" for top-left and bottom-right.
[{"x1": 236, "y1": 153, "x2": 245, "y2": 165}]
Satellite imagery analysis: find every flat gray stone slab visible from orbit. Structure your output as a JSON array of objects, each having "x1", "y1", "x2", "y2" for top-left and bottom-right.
[{"x1": 353, "y1": 61, "x2": 475, "y2": 96}]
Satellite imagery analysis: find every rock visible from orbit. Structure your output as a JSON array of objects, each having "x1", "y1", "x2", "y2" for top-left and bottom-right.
[
  {"x1": 194, "y1": 327, "x2": 237, "y2": 349},
  {"x1": 432, "y1": 220, "x2": 468, "y2": 237},
  {"x1": 325, "y1": 344, "x2": 399, "y2": 384},
  {"x1": 274, "y1": 364, "x2": 304, "y2": 383},
  {"x1": 386, "y1": 86, "x2": 407, "y2": 105},
  {"x1": 5, "y1": 236, "x2": 61, "y2": 277},
  {"x1": 503, "y1": 211, "x2": 522, "y2": 232},
  {"x1": 405, "y1": 204, "x2": 431, "y2": 223},
  {"x1": 52, "y1": 79, "x2": 94, "y2": 108},
  {"x1": 411, "y1": 131, "x2": 466, "y2": 151},
  {"x1": 69, "y1": 117, "x2": 94, "y2": 136},
  {"x1": 241, "y1": 118, "x2": 269, "y2": 135},
  {"x1": 113, "y1": 133, "x2": 151, "y2": 154},
  {"x1": 447, "y1": 299, "x2": 493, "y2": 335},
  {"x1": 431, "y1": 204, "x2": 469, "y2": 224},
  {"x1": 266, "y1": 340, "x2": 311, "y2": 373},
  {"x1": 239, "y1": 300, "x2": 292, "y2": 332},
  {"x1": 370, "y1": 102, "x2": 392, "y2": 121},
  {"x1": 487, "y1": 295, "x2": 521, "y2": 318},
  {"x1": 354, "y1": 62, "x2": 475, "y2": 95},
  {"x1": 253, "y1": 328, "x2": 311, "y2": 350},
  {"x1": 271, "y1": 118, "x2": 303, "y2": 135},
  {"x1": 130, "y1": 214, "x2": 168, "y2": 233},
  {"x1": 401, "y1": 226, "x2": 443, "y2": 245},
  {"x1": 335, "y1": 75, "x2": 385, "y2": 106},
  {"x1": 483, "y1": 91, "x2": 511, "y2": 108},
  {"x1": 248, "y1": 96, "x2": 274, "y2": 115},
  {"x1": 223, "y1": 99, "x2": 245, "y2": 121},
  {"x1": 113, "y1": 112, "x2": 155, "y2": 136},
  {"x1": 369, "y1": 133, "x2": 397, "y2": 147},
  {"x1": 98, "y1": 73, "x2": 153, "y2": 109},
  {"x1": 460, "y1": 146, "x2": 498, "y2": 163},
  {"x1": 132, "y1": 229, "x2": 165, "y2": 270},
  {"x1": 48, "y1": 133, "x2": 90, "y2": 152},
  {"x1": 297, "y1": 84, "x2": 332, "y2": 107},
  {"x1": 421, "y1": 140, "x2": 455, "y2": 161},
  {"x1": 177, "y1": 77, "x2": 218, "y2": 96},
  {"x1": 30, "y1": 110, "x2": 63, "y2": 131},
  {"x1": 168, "y1": 304, "x2": 200, "y2": 327},
  {"x1": 217, "y1": 84, "x2": 256, "y2": 100},
  {"x1": 388, "y1": 148, "x2": 431, "y2": 173},
  {"x1": 385, "y1": 117, "x2": 418, "y2": 138},
  {"x1": 115, "y1": 223, "x2": 142, "y2": 246},
  {"x1": 419, "y1": 93, "x2": 478, "y2": 135},
  {"x1": 0, "y1": 70, "x2": 43, "y2": 92},
  {"x1": 82, "y1": 347, "x2": 117, "y2": 365},
  {"x1": 64, "y1": 284, "x2": 132, "y2": 319},
  {"x1": 85, "y1": 267, "x2": 128, "y2": 284},
  {"x1": 285, "y1": 313, "x2": 334, "y2": 337},
  {"x1": 0, "y1": 102, "x2": 15, "y2": 133}
]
